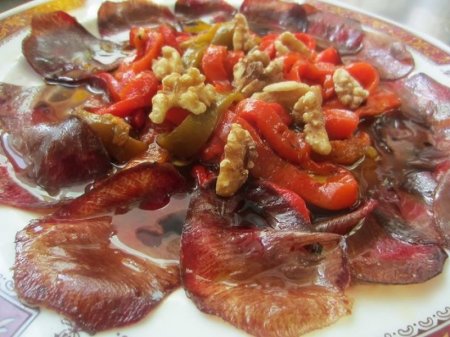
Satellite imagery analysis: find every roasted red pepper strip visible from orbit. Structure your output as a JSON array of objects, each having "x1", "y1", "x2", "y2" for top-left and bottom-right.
[
  {"x1": 191, "y1": 165, "x2": 216, "y2": 189},
  {"x1": 259, "y1": 33, "x2": 277, "y2": 58},
  {"x1": 165, "y1": 107, "x2": 191, "y2": 126},
  {"x1": 356, "y1": 87, "x2": 401, "y2": 117},
  {"x1": 95, "y1": 72, "x2": 122, "y2": 102},
  {"x1": 263, "y1": 181, "x2": 310, "y2": 222},
  {"x1": 200, "y1": 108, "x2": 236, "y2": 162},
  {"x1": 345, "y1": 62, "x2": 379, "y2": 94},
  {"x1": 284, "y1": 53, "x2": 335, "y2": 85},
  {"x1": 131, "y1": 31, "x2": 164, "y2": 73},
  {"x1": 237, "y1": 117, "x2": 359, "y2": 211},
  {"x1": 316, "y1": 47, "x2": 341, "y2": 65},
  {"x1": 224, "y1": 50, "x2": 244, "y2": 75},
  {"x1": 97, "y1": 71, "x2": 158, "y2": 117},
  {"x1": 201, "y1": 99, "x2": 292, "y2": 163},
  {"x1": 324, "y1": 108, "x2": 359, "y2": 140},
  {"x1": 201, "y1": 45, "x2": 233, "y2": 91},
  {"x1": 158, "y1": 24, "x2": 179, "y2": 50},
  {"x1": 236, "y1": 99, "x2": 309, "y2": 165}
]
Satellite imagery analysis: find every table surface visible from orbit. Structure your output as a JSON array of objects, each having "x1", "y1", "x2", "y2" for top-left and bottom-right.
[{"x1": 0, "y1": 0, "x2": 449, "y2": 45}]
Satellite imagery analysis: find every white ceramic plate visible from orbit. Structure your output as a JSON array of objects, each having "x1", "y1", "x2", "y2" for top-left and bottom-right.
[{"x1": 0, "y1": 1, "x2": 449, "y2": 337}]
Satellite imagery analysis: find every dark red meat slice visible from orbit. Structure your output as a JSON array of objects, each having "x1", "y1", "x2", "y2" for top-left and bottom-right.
[
  {"x1": 8, "y1": 117, "x2": 111, "y2": 193},
  {"x1": 23, "y1": 11, "x2": 124, "y2": 83},
  {"x1": 314, "y1": 199, "x2": 377, "y2": 235},
  {"x1": 240, "y1": 0, "x2": 308, "y2": 35},
  {"x1": 14, "y1": 216, "x2": 179, "y2": 333},
  {"x1": 373, "y1": 195, "x2": 444, "y2": 246},
  {"x1": 181, "y1": 189, "x2": 351, "y2": 337},
  {"x1": 175, "y1": 0, "x2": 236, "y2": 23},
  {"x1": 344, "y1": 31, "x2": 414, "y2": 80},
  {"x1": 390, "y1": 73, "x2": 450, "y2": 153},
  {"x1": 364, "y1": 113, "x2": 447, "y2": 246},
  {"x1": 306, "y1": 11, "x2": 364, "y2": 55},
  {"x1": 347, "y1": 214, "x2": 447, "y2": 284},
  {"x1": 113, "y1": 193, "x2": 189, "y2": 261},
  {"x1": 0, "y1": 83, "x2": 105, "y2": 131},
  {"x1": 434, "y1": 170, "x2": 450, "y2": 245},
  {"x1": 53, "y1": 163, "x2": 185, "y2": 219},
  {"x1": 0, "y1": 83, "x2": 41, "y2": 132},
  {"x1": 98, "y1": 0, "x2": 180, "y2": 40},
  {"x1": 0, "y1": 164, "x2": 59, "y2": 210},
  {"x1": 243, "y1": 181, "x2": 312, "y2": 232}
]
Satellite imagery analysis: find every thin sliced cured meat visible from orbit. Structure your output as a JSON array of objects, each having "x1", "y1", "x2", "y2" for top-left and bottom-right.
[
  {"x1": 53, "y1": 163, "x2": 185, "y2": 219},
  {"x1": 314, "y1": 199, "x2": 377, "y2": 235},
  {"x1": 390, "y1": 73, "x2": 450, "y2": 153},
  {"x1": 240, "y1": 0, "x2": 308, "y2": 35},
  {"x1": 175, "y1": 0, "x2": 236, "y2": 23},
  {"x1": 0, "y1": 164, "x2": 59, "y2": 210},
  {"x1": 390, "y1": 73, "x2": 450, "y2": 124},
  {"x1": 306, "y1": 11, "x2": 364, "y2": 55},
  {"x1": 365, "y1": 113, "x2": 447, "y2": 246},
  {"x1": 434, "y1": 169, "x2": 450, "y2": 245},
  {"x1": 0, "y1": 82, "x2": 104, "y2": 131},
  {"x1": 347, "y1": 213, "x2": 447, "y2": 284},
  {"x1": 98, "y1": 0, "x2": 180, "y2": 40},
  {"x1": 243, "y1": 181, "x2": 312, "y2": 231},
  {"x1": 344, "y1": 31, "x2": 414, "y2": 80},
  {"x1": 23, "y1": 11, "x2": 124, "y2": 83},
  {"x1": 7, "y1": 117, "x2": 111, "y2": 193},
  {"x1": 181, "y1": 189, "x2": 351, "y2": 337},
  {"x1": 0, "y1": 83, "x2": 41, "y2": 132},
  {"x1": 373, "y1": 196, "x2": 444, "y2": 246},
  {"x1": 371, "y1": 112, "x2": 445, "y2": 170},
  {"x1": 14, "y1": 216, "x2": 179, "y2": 333}
]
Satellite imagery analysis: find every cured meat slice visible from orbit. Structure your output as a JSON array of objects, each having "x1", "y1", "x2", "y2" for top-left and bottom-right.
[
  {"x1": 390, "y1": 73, "x2": 450, "y2": 153},
  {"x1": 0, "y1": 83, "x2": 105, "y2": 131},
  {"x1": 14, "y1": 216, "x2": 179, "y2": 332},
  {"x1": 0, "y1": 83, "x2": 41, "y2": 132},
  {"x1": 306, "y1": 11, "x2": 364, "y2": 55},
  {"x1": 240, "y1": 0, "x2": 308, "y2": 35},
  {"x1": 175, "y1": 0, "x2": 236, "y2": 23},
  {"x1": 0, "y1": 164, "x2": 59, "y2": 209},
  {"x1": 53, "y1": 163, "x2": 185, "y2": 219},
  {"x1": 243, "y1": 181, "x2": 312, "y2": 232},
  {"x1": 434, "y1": 170, "x2": 450, "y2": 245},
  {"x1": 181, "y1": 189, "x2": 351, "y2": 337},
  {"x1": 344, "y1": 31, "x2": 414, "y2": 80},
  {"x1": 367, "y1": 111, "x2": 447, "y2": 246},
  {"x1": 23, "y1": 11, "x2": 124, "y2": 83},
  {"x1": 314, "y1": 199, "x2": 377, "y2": 235},
  {"x1": 98, "y1": 0, "x2": 180, "y2": 39},
  {"x1": 347, "y1": 213, "x2": 447, "y2": 284},
  {"x1": 8, "y1": 117, "x2": 111, "y2": 193}
]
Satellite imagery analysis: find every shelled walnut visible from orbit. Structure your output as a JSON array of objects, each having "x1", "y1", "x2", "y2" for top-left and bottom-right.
[{"x1": 150, "y1": 68, "x2": 216, "y2": 124}]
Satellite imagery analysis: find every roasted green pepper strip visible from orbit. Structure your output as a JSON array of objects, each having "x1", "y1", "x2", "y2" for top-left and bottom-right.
[
  {"x1": 157, "y1": 93, "x2": 243, "y2": 159},
  {"x1": 74, "y1": 110, "x2": 147, "y2": 162},
  {"x1": 181, "y1": 20, "x2": 236, "y2": 68},
  {"x1": 182, "y1": 43, "x2": 208, "y2": 69},
  {"x1": 211, "y1": 21, "x2": 234, "y2": 49}
]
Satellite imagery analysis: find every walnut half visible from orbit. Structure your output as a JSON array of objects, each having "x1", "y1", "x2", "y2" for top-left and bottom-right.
[
  {"x1": 232, "y1": 49, "x2": 283, "y2": 97},
  {"x1": 152, "y1": 46, "x2": 184, "y2": 80},
  {"x1": 216, "y1": 123, "x2": 257, "y2": 197},
  {"x1": 150, "y1": 68, "x2": 216, "y2": 124},
  {"x1": 333, "y1": 68, "x2": 369, "y2": 109},
  {"x1": 293, "y1": 86, "x2": 332, "y2": 155}
]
